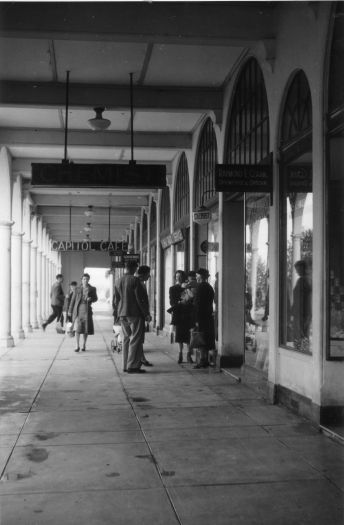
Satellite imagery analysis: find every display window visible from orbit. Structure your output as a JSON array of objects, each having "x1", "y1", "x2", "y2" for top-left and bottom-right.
[
  {"x1": 225, "y1": 57, "x2": 270, "y2": 372},
  {"x1": 279, "y1": 71, "x2": 313, "y2": 354}
]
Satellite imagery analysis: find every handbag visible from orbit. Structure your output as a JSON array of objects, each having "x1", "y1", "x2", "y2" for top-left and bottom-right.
[
  {"x1": 189, "y1": 329, "x2": 206, "y2": 350},
  {"x1": 55, "y1": 320, "x2": 65, "y2": 334},
  {"x1": 66, "y1": 321, "x2": 75, "y2": 338}
]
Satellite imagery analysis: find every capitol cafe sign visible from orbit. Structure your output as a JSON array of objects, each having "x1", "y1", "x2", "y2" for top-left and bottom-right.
[{"x1": 51, "y1": 240, "x2": 128, "y2": 252}]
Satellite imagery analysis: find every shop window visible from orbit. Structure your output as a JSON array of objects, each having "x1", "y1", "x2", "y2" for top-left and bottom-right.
[
  {"x1": 279, "y1": 72, "x2": 313, "y2": 354},
  {"x1": 174, "y1": 153, "x2": 190, "y2": 224},
  {"x1": 195, "y1": 118, "x2": 217, "y2": 209},
  {"x1": 161, "y1": 187, "x2": 170, "y2": 233},
  {"x1": 150, "y1": 200, "x2": 157, "y2": 242},
  {"x1": 226, "y1": 58, "x2": 270, "y2": 372}
]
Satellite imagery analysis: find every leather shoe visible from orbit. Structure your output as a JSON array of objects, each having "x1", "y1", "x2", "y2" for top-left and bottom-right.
[
  {"x1": 142, "y1": 360, "x2": 153, "y2": 366},
  {"x1": 127, "y1": 368, "x2": 146, "y2": 374},
  {"x1": 74, "y1": 348, "x2": 80, "y2": 353}
]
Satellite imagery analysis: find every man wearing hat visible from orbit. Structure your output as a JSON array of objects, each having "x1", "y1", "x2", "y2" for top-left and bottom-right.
[
  {"x1": 113, "y1": 260, "x2": 150, "y2": 373},
  {"x1": 193, "y1": 268, "x2": 216, "y2": 368}
]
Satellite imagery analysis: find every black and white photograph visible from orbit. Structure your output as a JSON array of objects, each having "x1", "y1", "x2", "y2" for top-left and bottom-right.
[{"x1": 0, "y1": 1, "x2": 343, "y2": 523}]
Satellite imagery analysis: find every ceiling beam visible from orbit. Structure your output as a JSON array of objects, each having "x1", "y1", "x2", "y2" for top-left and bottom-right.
[
  {"x1": 37, "y1": 206, "x2": 140, "y2": 216},
  {"x1": 0, "y1": 3, "x2": 276, "y2": 45},
  {"x1": 0, "y1": 81, "x2": 223, "y2": 112},
  {"x1": 0, "y1": 129, "x2": 191, "y2": 149}
]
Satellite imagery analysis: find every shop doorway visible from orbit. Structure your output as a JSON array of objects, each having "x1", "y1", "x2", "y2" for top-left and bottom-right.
[
  {"x1": 84, "y1": 267, "x2": 112, "y2": 313},
  {"x1": 244, "y1": 194, "x2": 270, "y2": 373}
]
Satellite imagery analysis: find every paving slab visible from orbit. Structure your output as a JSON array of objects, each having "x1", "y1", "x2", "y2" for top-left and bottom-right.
[
  {"x1": 149, "y1": 436, "x2": 323, "y2": 486},
  {"x1": 168, "y1": 480, "x2": 344, "y2": 525},
  {"x1": 135, "y1": 405, "x2": 257, "y2": 430},
  {"x1": 21, "y1": 408, "x2": 139, "y2": 434},
  {"x1": 0, "y1": 488, "x2": 179, "y2": 525},
  {"x1": 1, "y1": 442, "x2": 161, "y2": 494},
  {"x1": 16, "y1": 429, "x2": 145, "y2": 447}
]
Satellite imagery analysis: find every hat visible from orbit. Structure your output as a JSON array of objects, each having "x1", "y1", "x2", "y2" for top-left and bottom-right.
[{"x1": 196, "y1": 268, "x2": 210, "y2": 278}]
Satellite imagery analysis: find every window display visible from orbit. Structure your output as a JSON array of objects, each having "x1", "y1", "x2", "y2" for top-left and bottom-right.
[{"x1": 280, "y1": 165, "x2": 313, "y2": 353}]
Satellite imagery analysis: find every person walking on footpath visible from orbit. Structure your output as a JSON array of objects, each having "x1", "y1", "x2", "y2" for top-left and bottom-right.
[
  {"x1": 42, "y1": 274, "x2": 65, "y2": 331},
  {"x1": 192, "y1": 268, "x2": 216, "y2": 369},
  {"x1": 68, "y1": 273, "x2": 98, "y2": 353},
  {"x1": 65, "y1": 280, "x2": 77, "y2": 315},
  {"x1": 136, "y1": 265, "x2": 153, "y2": 367},
  {"x1": 114, "y1": 260, "x2": 150, "y2": 373}
]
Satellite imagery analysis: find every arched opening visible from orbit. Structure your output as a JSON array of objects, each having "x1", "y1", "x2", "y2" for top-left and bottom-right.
[
  {"x1": 224, "y1": 57, "x2": 270, "y2": 370},
  {"x1": 174, "y1": 152, "x2": 190, "y2": 272},
  {"x1": 194, "y1": 117, "x2": 218, "y2": 281},
  {"x1": 159, "y1": 187, "x2": 171, "y2": 329},
  {"x1": 279, "y1": 70, "x2": 312, "y2": 354}
]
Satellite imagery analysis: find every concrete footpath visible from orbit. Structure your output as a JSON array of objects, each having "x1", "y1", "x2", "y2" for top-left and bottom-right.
[{"x1": 0, "y1": 307, "x2": 343, "y2": 524}]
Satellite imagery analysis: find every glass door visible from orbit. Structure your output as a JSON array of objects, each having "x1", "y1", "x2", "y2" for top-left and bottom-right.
[{"x1": 244, "y1": 193, "x2": 270, "y2": 372}]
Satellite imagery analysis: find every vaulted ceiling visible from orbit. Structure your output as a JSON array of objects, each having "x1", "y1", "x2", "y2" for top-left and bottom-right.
[{"x1": 0, "y1": 1, "x2": 276, "y2": 241}]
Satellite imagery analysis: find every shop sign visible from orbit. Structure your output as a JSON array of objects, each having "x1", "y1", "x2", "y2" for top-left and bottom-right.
[
  {"x1": 171, "y1": 229, "x2": 184, "y2": 244},
  {"x1": 111, "y1": 253, "x2": 140, "y2": 269},
  {"x1": 161, "y1": 234, "x2": 173, "y2": 249},
  {"x1": 192, "y1": 209, "x2": 212, "y2": 225},
  {"x1": 31, "y1": 162, "x2": 166, "y2": 189},
  {"x1": 215, "y1": 164, "x2": 273, "y2": 193},
  {"x1": 287, "y1": 166, "x2": 312, "y2": 192},
  {"x1": 51, "y1": 240, "x2": 128, "y2": 252}
]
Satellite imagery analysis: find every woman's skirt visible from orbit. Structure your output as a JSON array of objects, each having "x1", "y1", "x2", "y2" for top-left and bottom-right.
[{"x1": 74, "y1": 302, "x2": 94, "y2": 335}]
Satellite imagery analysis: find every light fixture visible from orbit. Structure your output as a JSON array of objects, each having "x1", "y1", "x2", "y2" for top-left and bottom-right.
[
  {"x1": 88, "y1": 107, "x2": 111, "y2": 131},
  {"x1": 84, "y1": 222, "x2": 92, "y2": 233},
  {"x1": 84, "y1": 205, "x2": 94, "y2": 218}
]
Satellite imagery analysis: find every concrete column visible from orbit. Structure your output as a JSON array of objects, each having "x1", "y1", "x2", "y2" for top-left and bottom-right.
[
  {"x1": 0, "y1": 220, "x2": 15, "y2": 347},
  {"x1": 30, "y1": 243, "x2": 39, "y2": 329},
  {"x1": 22, "y1": 238, "x2": 33, "y2": 333},
  {"x1": 36, "y1": 218, "x2": 43, "y2": 323},
  {"x1": 220, "y1": 200, "x2": 245, "y2": 367},
  {"x1": 155, "y1": 192, "x2": 162, "y2": 330},
  {"x1": 11, "y1": 231, "x2": 25, "y2": 339}
]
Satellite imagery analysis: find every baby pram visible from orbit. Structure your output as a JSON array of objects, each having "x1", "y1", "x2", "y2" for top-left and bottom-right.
[{"x1": 111, "y1": 322, "x2": 122, "y2": 353}]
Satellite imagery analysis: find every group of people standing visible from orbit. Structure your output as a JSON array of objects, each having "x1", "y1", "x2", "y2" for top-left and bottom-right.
[
  {"x1": 169, "y1": 268, "x2": 216, "y2": 369},
  {"x1": 42, "y1": 273, "x2": 98, "y2": 353},
  {"x1": 42, "y1": 263, "x2": 216, "y2": 371}
]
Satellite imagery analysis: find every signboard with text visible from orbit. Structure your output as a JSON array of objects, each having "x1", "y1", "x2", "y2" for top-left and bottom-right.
[
  {"x1": 32, "y1": 162, "x2": 166, "y2": 189},
  {"x1": 215, "y1": 164, "x2": 273, "y2": 193},
  {"x1": 51, "y1": 240, "x2": 128, "y2": 252}
]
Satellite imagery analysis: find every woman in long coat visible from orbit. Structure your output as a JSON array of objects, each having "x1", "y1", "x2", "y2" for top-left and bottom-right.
[
  {"x1": 68, "y1": 273, "x2": 98, "y2": 352},
  {"x1": 168, "y1": 270, "x2": 194, "y2": 364},
  {"x1": 193, "y1": 268, "x2": 215, "y2": 368}
]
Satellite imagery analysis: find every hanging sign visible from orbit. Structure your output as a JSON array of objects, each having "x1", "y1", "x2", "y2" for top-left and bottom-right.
[
  {"x1": 111, "y1": 253, "x2": 141, "y2": 269},
  {"x1": 193, "y1": 209, "x2": 212, "y2": 225},
  {"x1": 287, "y1": 166, "x2": 312, "y2": 192},
  {"x1": 171, "y1": 229, "x2": 184, "y2": 244},
  {"x1": 215, "y1": 164, "x2": 273, "y2": 193},
  {"x1": 51, "y1": 240, "x2": 128, "y2": 252},
  {"x1": 31, "y1": 162, "x2": 166, "y2": 189},
  {"x1": 161, "y1": 234, "x2": 173, "y2": 249}
]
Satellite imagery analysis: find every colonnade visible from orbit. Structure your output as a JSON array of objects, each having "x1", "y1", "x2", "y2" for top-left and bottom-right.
[{"x1": 0, "y1": 147, "x2": 61, "y2": 348}]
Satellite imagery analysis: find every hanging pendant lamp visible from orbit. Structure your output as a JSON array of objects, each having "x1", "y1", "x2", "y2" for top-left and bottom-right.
[{"x1": 88, "y1": 107, "x2": 111, "y2": 131}]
